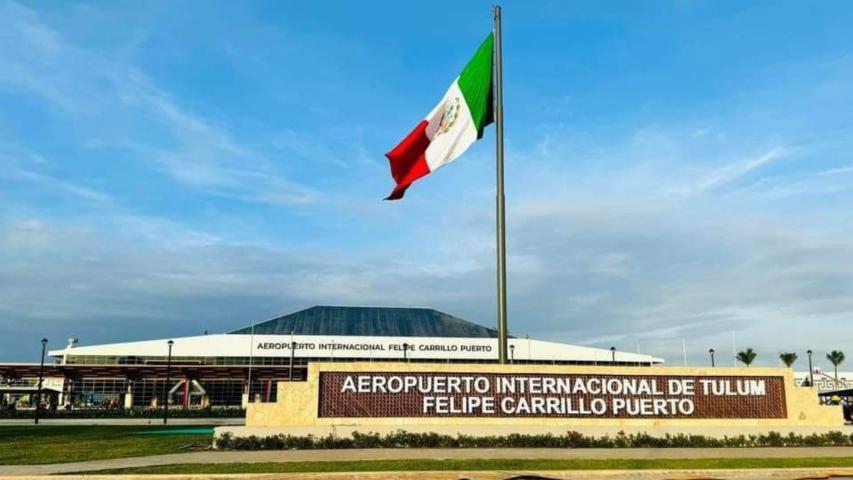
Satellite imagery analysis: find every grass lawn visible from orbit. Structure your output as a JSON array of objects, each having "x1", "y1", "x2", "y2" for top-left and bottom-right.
[
  {"x1": 0, "y1": 425, "x2": 213, "y2": 465},
  {"x1": 85, "y1": 457, "x2": 853, "y2": 474}
]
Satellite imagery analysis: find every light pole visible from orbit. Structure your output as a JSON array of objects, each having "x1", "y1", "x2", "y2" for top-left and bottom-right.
[
  {"x1": 510, "y1": 345, "x2": 515, "y2": 364},
  {"x1": 807, "y1": 350, "x2": 814, "y2": 387},
  {"x1": 402, "y1": 343, "x2": 409, "y2": 362},
  {"x1": 288, "y1": 339, "x2": 296, "y2": 382},
  {"x1": 34, "y1": 338, "x2": 47, "y2": 425},
  {"x1": 610, "y1": 346, "x2": 616, "y2": 364},
  {"x1": 247, "y1": 322, "x2": 254, "y2": 405},
  {"x1": 709, "y1": 348, "x2": 716, "y2": 367},
  {"x1": 163, "y1": 340, "x2": 173, "y2": 425}
]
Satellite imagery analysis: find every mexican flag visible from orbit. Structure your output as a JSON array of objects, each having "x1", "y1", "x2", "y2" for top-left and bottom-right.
[{"x1": 385, "y1": 33, "x2": 494, "y2": 200}]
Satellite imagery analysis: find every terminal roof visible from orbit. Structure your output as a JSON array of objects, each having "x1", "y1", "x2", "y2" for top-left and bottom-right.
[{"x1": 228, "y1": 305, "x2": 500, "y2": 338}]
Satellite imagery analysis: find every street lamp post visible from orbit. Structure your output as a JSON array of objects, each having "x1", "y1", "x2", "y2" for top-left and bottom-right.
[
  {"x1": 402, "y1": 343, "x2": 409, "y2": 362},
  {"x1": 610, "y1": 346, "x2": 616, "y2": 364},
  {"x1": 163, "y1": 340, "x2": 173, "y2": 425},
  {"x1": 709, "y1": 348, "x2": 716, "y2": 367},
  {"x1": 288, "y1": 341, "x2": 296, "y2": 382},
  {"x1": 34, "y1": 338, "x2": 47, "y2": 425},
  {"x1": 807, "y1": 350, "x2": 814, "y2": 387},
  {"x1": 510, "y1": 345, "x2": 515, "y2": 364}
]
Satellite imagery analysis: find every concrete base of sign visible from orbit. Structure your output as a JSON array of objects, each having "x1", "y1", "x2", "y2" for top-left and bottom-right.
[{"x1": 240, "y1": 362, "x2": 844, "y2": 433}]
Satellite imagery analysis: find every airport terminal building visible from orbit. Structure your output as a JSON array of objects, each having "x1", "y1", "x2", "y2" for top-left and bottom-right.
[{"x1": 1, "y1": 306, "x2": 663, "y2": 410}]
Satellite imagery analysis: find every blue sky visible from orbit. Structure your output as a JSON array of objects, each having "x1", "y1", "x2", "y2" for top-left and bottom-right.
[{"x1": 2, "y1": 1, "x2": 853, "y2": 367}]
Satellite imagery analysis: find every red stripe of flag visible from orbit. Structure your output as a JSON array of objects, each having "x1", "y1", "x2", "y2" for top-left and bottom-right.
[{"x1": 384, "y1": 120, "x2": 431, "y2": 200}]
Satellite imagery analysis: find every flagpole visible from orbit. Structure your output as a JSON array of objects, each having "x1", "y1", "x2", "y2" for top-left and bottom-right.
[{"x1": 493, "y1": 5, "x2": 508, "y2": 365}]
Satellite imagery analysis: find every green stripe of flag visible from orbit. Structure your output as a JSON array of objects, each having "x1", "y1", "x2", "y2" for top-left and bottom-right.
[{"x1": 457, "y1": 33, "x2": 494, "y2": 138}]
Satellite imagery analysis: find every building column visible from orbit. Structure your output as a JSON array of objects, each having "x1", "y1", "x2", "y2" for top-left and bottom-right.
[
  {"x1": 151, "y1": 378, "x2": 162, "y2": 408},
  {"x1": 63, "y1": 378, "x2": 74, "y2": 408},
  {"x1": 124, "y1": 381, "x2": 133, "y2": 410},
  {"x1": 56, "y1": 378, "x2": 65, "y2": 407},
  {"x1": 241, "y1": 377, "x2": 249, "y2": 409},
  {"x1": 183, "y1": 377, "x2": 190, "y2": 410}
]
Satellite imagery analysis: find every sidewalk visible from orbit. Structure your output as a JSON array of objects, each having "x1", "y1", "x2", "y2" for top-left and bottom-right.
[
  {"x1": 13, "y1": 470, "x2": 853, "y2": 480},
  {"x1": 2, "y1": 447, "x2": 853, "y2": 476}
]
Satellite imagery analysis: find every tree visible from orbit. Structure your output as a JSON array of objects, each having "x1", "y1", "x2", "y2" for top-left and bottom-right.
[
  {"x1": 737, "y1": 348, "x2": 757, "y2": 367},
  {"x1": 779, "y1": 352, "x2": 798, "y2": 368},
  {"x1": 826, "y1": 350, "x2": 846, "y2": 386}
]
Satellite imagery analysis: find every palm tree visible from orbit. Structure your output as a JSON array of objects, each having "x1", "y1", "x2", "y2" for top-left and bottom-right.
[
  {"x1": 779, "y1": 352, "x2": 798, "y2": 368},
  {"x1": 826, "y1": 350, "x2": 846, "y2": 386},
  {"x1": 737, "y1": 348, "x2": 757, "y2": 367}
]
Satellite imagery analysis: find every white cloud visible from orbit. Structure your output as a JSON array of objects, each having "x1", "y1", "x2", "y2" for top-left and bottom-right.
[
  {"x1": 0, "y1": 1, "x2": 318, "y2": 206},
  {"x1": 2, "y1": 184, "x2": 851, "y2": 366},
  {"x1": 4, "y1": 167, "x2": 112, "y2": 203},
  {"x1": 1, "y1": 0, "x2": 852, "y2": 371},
  {"x1": 679, "y1": 147, "x2": 786, "y2": 196},
  {"x1": 0, "y1": 143, "x2": 112, "y2": 203},
  {"x1": 733, "y1": 162, "x2": 853, "y2": 200}
]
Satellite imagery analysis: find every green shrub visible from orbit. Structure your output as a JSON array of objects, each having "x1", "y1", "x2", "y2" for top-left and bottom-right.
[{"x1": 214, "y1": 429, "x2": 853, "y2": 450}]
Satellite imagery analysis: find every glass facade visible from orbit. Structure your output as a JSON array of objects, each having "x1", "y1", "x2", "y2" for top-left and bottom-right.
[
  {"x1": 5, "y1": 354, "x2": 638, "y2": 410},
  {"x1": 63, "y1": 355, "x2": 309, "y2": 366},
  {"x1": 61, "y1": 355, "x2": 621, "y2": 367},
  {"x1": 52, "y1": 377, "x2": 281, "y2": 408},
  {"x1": 70, "y1": 378, "x2": 126, "y2": 408}
]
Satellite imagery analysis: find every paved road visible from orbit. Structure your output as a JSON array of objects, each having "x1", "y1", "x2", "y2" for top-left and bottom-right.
[
  {"x1": 0, "y1": 418, "x2": 243, "y2": 426},
  {"x1": 32, "y1": 470, "x2": 853, "y2": 480},
  {"x1": 2, "y1": 447, "x2": 853, "y2": 476}
]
